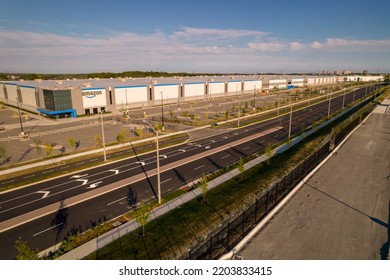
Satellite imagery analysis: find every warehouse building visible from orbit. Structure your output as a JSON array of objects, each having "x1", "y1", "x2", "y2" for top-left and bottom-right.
[{"x1": 0, "y1": 75, "x2": 382, "y2": 118}]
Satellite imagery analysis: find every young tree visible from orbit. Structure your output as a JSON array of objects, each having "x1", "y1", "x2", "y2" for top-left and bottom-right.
[
  {"x1": 117, "y1": 129, "x2": 127, "y2": 145},
  {"x1": 44, "y1": 143, "x2": 53, "y2": 159},
  {"x1": 68, "y1": 137, "x2": 76, "y2": 152},
  {"x1": 15, "y1": 237, "x2": 39, "y2": 260},
  {"x1": 135, "y1": 206, "x2": 152, "y2": 238},
  {"x1": 33, "y1": 139, "x2": 42, "y2": 156},
  {"x1": 199, "y1": 173, "x2": 208, "y2": 202},
  {"x1": 224, "y1": 110, "x2": 229, "y2": 120},
  {"x1": 238, "y1": 157, "x2": 245, "y2": 181},
  {"x1": 94, "y1": 134, "x2": 102, "y2": 148},
  {"x1": 0, "y1": 144, "x2": 7, "y2": 164},
  {"x1": 137, "y1": 127, "x2": 143, "y2": 139},
  {"x1": 266, "y1": 143, "x2": 273, "y2": 164}
]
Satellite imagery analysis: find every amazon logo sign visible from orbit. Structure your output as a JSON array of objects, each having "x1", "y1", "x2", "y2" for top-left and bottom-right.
[{"x1": 81, "y1": 88, "x2": 107, "y2": 107}]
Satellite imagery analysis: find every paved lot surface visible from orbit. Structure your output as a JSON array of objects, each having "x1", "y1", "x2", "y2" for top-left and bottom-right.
[{"x1": 238, "y1": 101, "x2": 390, "y2": 260}]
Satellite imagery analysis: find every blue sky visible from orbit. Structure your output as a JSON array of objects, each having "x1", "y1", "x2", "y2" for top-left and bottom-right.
[{"x1": 1, "y1": 0, "x2": 389, "y2": 73}]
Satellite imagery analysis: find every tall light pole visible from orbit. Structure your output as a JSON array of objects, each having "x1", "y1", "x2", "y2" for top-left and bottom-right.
[
  {"x1": 288, "y1": 101, "x2": 293, "y2": 139},
  {"x1": 160, "y1": 91, "x2": 164, "y2": 130},
  {"x1": 15, "y1": 97, "x2": 24, "y2": 135},
  {"x1": 125, "y1": 89, "x2": 128, "y2": 117},
  {"x1": 237, "y1": 98, "x2": 241, "y2": 127},
  {"x1": 342, "y1": 91, "x2": 346, "y2": 108},
  {"x1": 143, "y1": 120, "x2": 161, "y2": 204},
  {"x1": 253, "y1": 85, "x2": 256, "y2": 110},
  {"x1": 209, "y1": 84, "x2": 212, "y2": 105},
  {"x1": 100, "y1": 111, "x2": 107, "y2": 162},
  {"x1": 327, "y1": 92, "x2": 332, "y2": 118}
]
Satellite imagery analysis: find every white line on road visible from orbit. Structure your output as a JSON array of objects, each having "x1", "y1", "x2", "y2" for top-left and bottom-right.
[
  {"x1": 90, "y1": 158, "x2": 98, "y2": 161},
  {"x1": 107, "y1": 197, "x2": 127, "y2": 206},
  {"x1": 243, "y1": 147, "x2": 250, "y2": 151},
  {"x1": 194, "y1": 164, "x2": 205, "y2": 170},
  {"x1": 42, "y1": 170, "x2": 54, "y2": 174},
  {"x1": 221, "y1": 155, "x2": 230, "y2": 159},
  {"x1": 75, "y1": 162, "x2": 85, "y2": 165},
  {"x1": 24, "y1": 174, "x2": 35, "y2": 178},
  {"x1": 33, "y1": 223, "x2": 63, "y2": 237},
  {"x1": 161, "y1": 178, "x2": 172, "y2": 184}
]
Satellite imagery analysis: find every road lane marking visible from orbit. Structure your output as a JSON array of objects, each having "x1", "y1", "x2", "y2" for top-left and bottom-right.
[
  {"x1": 24, "y1": 174, "x2": 35, "y2": 178},
  {"x1": 221, "y1": 155, "x2": 230, "y2": 159},
  {"x1": 75, "y1": 162, "x2": 85, "y2": 166},
  {"x1": 33, "y1": 223, "x2": 63, "y2": 237},
  {"x1": 161, "y1": 178, "x2": 172, "y2": 184},
  {"x1": 194, "y1": 164, "x2": 205, "y2": 170},
  {"x1": 42, "y1": 169, "x2": 54, "y2": 174},
  {"x1": 107, "y1": 197, "x2": 127, "y2": 206},
  {"x1": 243, "y1": 147, "x2": 250, "y2": 151}
]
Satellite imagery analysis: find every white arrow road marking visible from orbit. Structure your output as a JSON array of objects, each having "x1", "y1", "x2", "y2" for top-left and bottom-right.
[
  {"x1": 210, "y1": 140, "x2": 216, "y2": 143},
  {"x1": 36, "y1": 190, "x2": 50, "y2": 199},
  {"x1": 160, "y1": 155, "x2": 167, "y2": 159},
  {"x1": 109, "y1": 169, "x2": 119, "y2": 175},
  {"x1": 71, "y1": 174, "x2": 88, "y2": 179},
  {"x1": 76, "y1": 179, "x2": 88, "y2": 185},
  {"x1": 195, "y1": 144, "x2": 202, "y2": 147},
  {"x1": 205, "y1": 145, "x2": 210, "y2": 149},
  {"x1": 178, "y1": 149, "x2": 186, "y2": 152},
  {"x1": 87, "y1": 181, "x2": 103, "y2": 189},
  {"x1": 136, "y1": 161, "x2": 146, "y2": 166}
]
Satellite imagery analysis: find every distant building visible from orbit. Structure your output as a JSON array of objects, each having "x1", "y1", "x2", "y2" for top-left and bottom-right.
[
  {"x1": 362, "y1": 70, "x2": 368, "y2": 76},
  {"x1": 334, "y1": 70, "x2": 340, "y2": 75}
]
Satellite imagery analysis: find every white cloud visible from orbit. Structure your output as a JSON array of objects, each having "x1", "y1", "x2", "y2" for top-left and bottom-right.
[{"x1": 0, "y1": 28, "x2": 389, "y2": 73}]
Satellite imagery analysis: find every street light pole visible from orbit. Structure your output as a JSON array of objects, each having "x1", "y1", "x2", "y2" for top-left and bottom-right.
[
  {"x1": 15, "y1": 97, "x2": 24, "y2": 134},
  {"x1": 143, "y1": 120, "x2": 161, "y2": 204},
  {"x1": 253, "y1": 85, "x2": 256, "y2": 110},
  {"x1": 125, "y1": 89, "x2": 128, "y2": 117},
  {"x1": 327, "y1": 93, "x2": 331, "y2": 118},
  {"x1": 160, "y1": 91, "x2": 164, "y2": 130},
  {"x1": 288, "y1": 101, "x2": 293, "y2": 139},
  {"x1": 155, "y1": 128, "x2": 161, "y2": 204},
  {"x1": 100, "y1": 112, "x2": 107, "y2": 162}
]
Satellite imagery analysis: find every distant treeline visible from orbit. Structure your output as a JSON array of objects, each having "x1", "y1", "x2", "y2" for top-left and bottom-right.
[{"x1": 0, "y1": 71, "x2": 250, "y2": 81}]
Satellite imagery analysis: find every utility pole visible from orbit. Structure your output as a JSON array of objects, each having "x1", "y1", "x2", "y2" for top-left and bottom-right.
[{"x1": 327, "y1": 92, "x2": 331, "y2": 118}]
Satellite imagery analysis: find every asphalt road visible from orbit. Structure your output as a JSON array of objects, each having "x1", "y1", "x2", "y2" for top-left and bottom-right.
[{"x1": 0, "y1": 85, "x2": 378, "y2": 259}]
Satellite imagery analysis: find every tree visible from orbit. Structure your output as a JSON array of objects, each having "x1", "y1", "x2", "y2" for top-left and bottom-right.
[
  {"x1": 199, "y1": 173, "x2": 208, "y2": 202},
  {"x1": 224, "y1": 110, "x2": 229, "y2": 120},
  {"x1": 44, "y1": 143, "x2": 53, "y2": 159},
  {"x1": 117, "y1": 129, "x2": 127, "y2": 145},
  {"x1": 137, "y1": 127, "x2": 143, "y2": 139},
  {"x1": 33, "y1": 138, "x2": 43, "y2": 156},
  {"x1": 0, "y1": 144, "x2": 7, "y2": 164},
  {"x1": 15, "y1": 237, "x2": 39, "y2": 260},
  {"x1": 94, "y1": 134, "x2": 102, "y2": 148},
  {"x1": 68, "y1": 137, "x2": 76, "y2": 152},
  {"x1": 135, "y1": 206, "x2": 152, "y2": 238},
  {"x1": 238, "y1": 157, "x2": 245, "y2": 181},
  {"x1": 266, "y1": 143, "x2": 273, "y2": 164}
]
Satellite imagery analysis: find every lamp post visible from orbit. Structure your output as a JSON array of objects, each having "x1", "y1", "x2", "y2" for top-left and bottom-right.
[
  {"x1": 327, "y1": 92, "x2": 331, "y2": 118},
  {"x1": 253, "y1": 85, "x2": 256, "y2": 110},
  {"x1": 160, "y1": 91, "x2": 164, "y2": 130},
  {"x1": 143, "y1": 120, "x2": 161, "y2": 204},
  {"x1": 15, "y1": 97, "x2": 24, "y2": 135},
  {"x1": 209, "y1": 84, "x2": 212, "y2": 105},
  {"x1": 100, "y1": 111, "x2": 106, "y2": 162},
  {"x1": 125, "y1": 89, "x2": 128, "y2": 117},
  {"x1": 288, "y1": 101, "x2": 293, "y2": 139}
]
